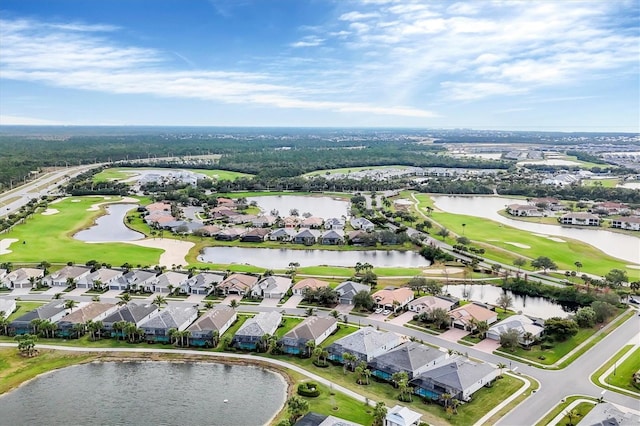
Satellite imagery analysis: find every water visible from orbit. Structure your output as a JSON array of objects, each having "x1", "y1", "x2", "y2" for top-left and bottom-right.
[
  {"x1": 517, "y1": 159, "x2": 581, "y2": 166},
  {"x1": 0, "y1": 361, "x2": 287, "y2": 426},
  {"x1": 73, "y1": 204, "x2": 144, "y2": 242},
  {"x1": 619, "y1": 182, "x2": 640, "y2": 189},
  {"x1": 198, "y1": 246, "x2": 430, "y2": 268},
  {"x1": 445, "y1": 284, "x2": 572, "y2": 318},
  {"x1": 431, "y1": 195, "x2": 640, "y2": 264},
  {"x1": 248, "y1": 195, "x2": 350, "y2": 218}
]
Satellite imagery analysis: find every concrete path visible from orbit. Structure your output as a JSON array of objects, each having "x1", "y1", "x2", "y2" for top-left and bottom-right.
[
  {"x1": 473, "y1": 372, "x2": 533, "y2": 426},
  {"x1": 387, "y1": 311, "x2": 414, "y2": 326},
  {"x1": 185, "y1": 294, "x2": 206, "y2": 304},
  {"x1": 545, "y1": 398, "x2": 597, "y2": 426},
  {"x1": 594, "y1": 336, "x2": 640, "y2": 398}
]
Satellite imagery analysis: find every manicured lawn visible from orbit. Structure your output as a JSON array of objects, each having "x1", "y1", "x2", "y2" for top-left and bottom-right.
[
  {"x1": 534, "y1": 396, "x2": 598, "y2": 426},
  {"x1": 412, "y1": 192, "x2": 638, "y2": 278},
  {"x1": 6, "y1": 301, "x2": 48, "y2": 321},
  {"x1": 276, "y1": 317, "x2": 304, "y2": 338},
  {"x1": 605, "y1": 347, "x2": 640, "y2": 393},
  {"x1": 298, "y1": 381, "x2": 375, "y2": 425},
  {"x1": 92, "y1": 167, "x2": 252, "y2": 184},
  {"x1": 582, "y1": 178, "x2": 620, "y2": 188},
  {"x1": 185, "y1": 169, "x2": 253, "y2": 180},
  {"x1": 555, "y1": 401, "x2": 596, "y2": 426},
  {"x1": 0, "y1": 196, "x2": 162, "y2": 266}
]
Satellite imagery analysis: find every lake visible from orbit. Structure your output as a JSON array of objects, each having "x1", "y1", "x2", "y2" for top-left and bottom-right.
[
  {"x1": 198, "y1": 246, "x2": 430, "y2": 269},
  {"x1": 431, "y1": 195, "x2": 640, "y2": 264},
  {"x1": 248, "y1": 195, "x2": 350, "y2": 219},
  {"x1": 444, "y1": 284, "x2": 572, "y2": 318},
  {"x1": 0, "y1": 361, "x2": 287, "y2": 426},
  {"x1": 74, "y1": 204, "x2": 144, "y2": 242}
]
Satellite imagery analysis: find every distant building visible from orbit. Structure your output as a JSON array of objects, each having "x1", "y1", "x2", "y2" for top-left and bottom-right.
[
  {"x1": 506, "y1": 204, "x2": 543, "y2": 217},
  {"x1": 559, "y1": 212, "x2": 601, "y2": 226},
  {"x1": 611, "y1": 216, "x2": 640, "y2": 231}
]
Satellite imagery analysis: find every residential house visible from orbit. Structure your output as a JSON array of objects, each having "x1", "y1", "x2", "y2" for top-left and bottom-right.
[
  {"x1": 486, "y1": 315, "x2": 544, "y2": 344},
  {"x1": 300, "y1": 216, "x2": 324, "y2": 229},
  {"x1": 216, "y1": 197, "x2": 237, "y2": 208},
  {"x1": 252, "y1": 215, "x2": 277, "y2": 228},
  {"x1": 56, "y1": 303, "x2": 118, "y2": 337},
  {"x1": 139, "y1": 305, "x2": 198, "y2": 343},
  {"x1": 347, "y1": 230, "x2": 371, "y2": 246},
  {"x1": 559, "y1": 212, "x2": 601, "y2": 226},
  {"x1": 9, "y1": 300, "x2": 69, "y2": 335},
  {"x1": 146, "y1": 202, "x2": 172, "y2": 213},
  {"x1": 369, "y1": 342, "x2": 448, "y2": 381},
  {"x1": 0, "y1": 299, "x2": 17, "y2": 318},
  {"x1": 384, "y1": 405, "x2": 423, "y2": 426},
  {"x1": 350, "y1": 217, "x2": 375, "y2": 232},
  {"x1": 530, "y1": 197, "x2": 562, "y2": 210},
  {"x1": 251, "y1": 275, "x2": 292, "y2": 299},
  {"x1": 293, "y1": 229, "x2": 321, "y2": 245},
  {"x1": 292, "y1": 278, "x2": 330, "y2": 296},
  {"x1": 0, "y1": 268, "x2": 7, "y2": 284},
  {"x1": 294, "y1": 413, "x2": 360, "y2": 426},
  {"x1": 184, "y1": 272, "x2": 225, "y2": 295},
  {"x1": 215, "y1": 228, "x2": 246, "y2": 241},
  {"x1": 611, "y1": 216, "x2": 640, "y2": 231},
  {"x1": 268, "y1": 228, "x2": 297, "y2": 242},
  {"x1": 42, "y1": 265, "x2": 91, "y2": 287},
  {"x1": 241, "y1": 228, "x2": 271, "y2": 242},
  {"x1": 279, "y1": 316, "x2": 338, "y2": 355},
  {"x1": 229, "y1": 214, "x2": 258, "y2": 225},
  {"x1": 410, "y1": 355, "x2": 498, "y2": 402},
  {"x1": 371, "y1": 287, "x2": 415, "y2": 312},
  {"x1": 335, "y1": 281, "x2": 370, "y2": 305},
  {"x1": 506, "y1": 204, "x2": 543, "y2": 217},
  {"x1": 217, "y1": 273, "x2": 260, "y2": 296},
  {"x1": 283, "y1": 216, "x2": 300, "y2": 228},
  {"x1": 76, "y1": 268, "x2": 123, "y2": 290},
  {"x1": 150, "y1": 271, "x2": 189, "y2": 294},
  {"x1": 232, "y1": 311, "x2": 282, "y2": 350},
  {"x1": 577, "y1": 402, "x2": 640, "y2": 426},
  {"x1": 327, "y1": 326, "x2": 402, "y2": 363},
  {"x1": 109, "y1": 269, "x2": 157, "y2": 292},
  {"x1": 2, "y1": 268, "x2": 44, "y2": 289},
  {"x1": 320, "y1": 229, "x2": 345, "y2": 245},
  {"x1": 594, "y1": 202, "x2": 629, "y2": 215},
  {"x1": 187, "y1": 305, "x2": 237, "y2": 347},
  {"x1": 408, "y1": 296, "x2": 457, "y2": 314},
  {"x1": 197, "y1": 225, "x2": 222, "y2": 237},
  {"x1": 324, "y1": 217, "x2": 345, "y2": 230},
  {"x1": 449, "y1": 303, "x2": 497, "y2": 330},
  {"x1": 102, "y1": 303, "x2": 159, "y2": 336}
]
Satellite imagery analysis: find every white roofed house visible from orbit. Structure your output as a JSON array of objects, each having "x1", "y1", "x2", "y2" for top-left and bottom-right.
[
  {"x1": 139, "y1": 305, "x2": 198, "y2": 343},
  {"x1": 385, "y1": 405, "x2": 423, "y2": 426},
  {"x1": 150, "y1": 271, "x2": 189, "y2": 294},
  {"x1": 327, "y1": 326, "x2": 402, "y2": 364},
  {"x1": 109, "y1": 269, "x2": 157, "y2": 292},
  {"x1": 76, "y1": 268, "x2": 123, "y2": 290},
  {"x1": 559, "y1": 212, "x2": 601, "y2": 226},
  {"x1": 252, "y1": 275, "x2": 292, "y2": 299},
  {"x1": 3, "y1": 268, "x2": 45, "y2": 289},
  {"x1": 486, "y1": 315, "x2": 544, "y2": 345},
  {"x1": 506, "y1": 204, "x2": 543, "y2": 217},
  {"x1": 187, "y1": 305, "x2": 237, "y2": 347},
  {"x1": 324, "y1": 217, "x2": 345, "y2": 230},
  {"x1": 279, "y1": 316, "x2": 338, "y2": 355},
  {"x1": 232, "y1": 311, "x2": 282, "y2": 351},
  {"x1": 42, "y1": 265, "x2": 91, "y2": 287},
  {"x1": 350, "y1": 217, "x2": 375, "y2": 232},
  {"x1": 0, "y1": 299, "x2": 17, "y2": 319},
  {"x1": 184, "y1": 272, "x2": 225, "y2": 295}
]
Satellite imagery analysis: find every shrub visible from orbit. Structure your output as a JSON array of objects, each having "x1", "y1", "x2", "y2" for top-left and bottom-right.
[
  {"x1": 297, "y1": 382, "x2": 320, "y2": 397},
  {"x1": 541, "y1": 343, "x2": 554, "y2": 350}
]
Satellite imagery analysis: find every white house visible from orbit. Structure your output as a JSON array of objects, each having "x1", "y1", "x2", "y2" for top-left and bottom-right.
[
  {"x1": 384, "y1": 405, "x2": 422, "y2": 426},
  {"x1": 611, "y1": 216, "x2": 640, "y2": 231},
  {"x1": 76, "y1": 268, "x2": 123, "y2": 289},
  {"x1": 0, "y1": 299, "x2": 17, "y2": 318},
  {"x1": 486, "y1": 315, "x2": 544, "y2": 344},
  {"x1": 151, "y1": 271, "x2": 189, "y2": 294},
  {"x1": 559, "y1": 212, "x2": 600, "y2": 226},
  {"x1": 42, "y1": 266, "x2": 91, "y2": 287},
  {"x1": 251, "y1": 275, "x2": 292, "y2": 299},
  {"x1": 324, "y1": 217, "x2": 346, "y2": 230},
  {"x1": 350, "y1": 217, "x2": 375, "y2": 232},
  {"x1": 506, "y1": 204, "x2": 543, "y2": 217},
  {"x1": 3, "y1": 268, "x2": 45, "y2": 289}
]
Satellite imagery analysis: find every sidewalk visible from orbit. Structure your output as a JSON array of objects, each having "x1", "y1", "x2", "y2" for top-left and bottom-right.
[
  {"x1": 472, "y1": 371, "x2": 533, "y2": 426},
  {"x1": 545, "y1": 398, "x2": 597, "y2": 426},
  {"x1": 595, "y1": 336, "x2": 640, "y2": 398}
]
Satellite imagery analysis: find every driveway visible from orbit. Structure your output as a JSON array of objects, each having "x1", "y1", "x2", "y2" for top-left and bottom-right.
[
  {"x1": 335, "y1": 304, "x2": 354, "y2": 313},
  {"x1": 388, "y1": 311, "x2": 415, "y2": 326},
  {"x1": 102, "y1": 290, "x2": 123, "y2": 299},
  {"x1": 66, "y1": 288, "x2": 88, "y2": 296},
  {"x1": 43, "y1": 287, "x2": 64, "y2": 295},
  {"x1": 186, "y1": 294, "x2": 206, "y2": 304},
  {"x1": 439, "y1": 328, "x2": 470, "y2": 342},
  {"x1": 221, "y1": 294, "x2": 242, "y2": 305},
  {"x1": 260, "y1": 297, "x2": 280, "y2": 307},
  {"x1": 474, "y1": 338, "x2": 502, "y2": 353},
  {"x1": 281, "y1": 295, "x2": 303, "y2": 309},
  {"x1": 10, "y1": 288, "x2": 32, "y2": 296}
]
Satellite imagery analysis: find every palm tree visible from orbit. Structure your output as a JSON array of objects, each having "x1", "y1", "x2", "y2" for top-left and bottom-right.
[
  {"x1": 30, "y1": 318, "x2": 43, "y2": 335},
  {"x1": 496, "y1": 362, "x2": 507, "y2": 378},
  {"x1": 305, "y1": 307, "x2": 315, "y2": 317},
  {"x1": 329, "y1": 310, "x2": 340, "y2": 319},
  {"x1": 169, "y1": 328, "x2": 180, "y2": 345},
  {"x1": 305, "y1": 340, "x2": 316, "y2": 358},
  {"x1": 397, "y1": 377, "x2": 412, "y2": 402},
  {"x1": 440, "y1": 392, "x2": 452, "y2": 408},
  {"x1": 313, "y1": 346, "x2": 324, "y2": 365},
  {"x1": 522, "y1": 332, "x2": 535, "y2": 348},
  {"x1": 451, "y1": 398, "x2": 461, "y2": 414},
  {"x1": 153, "y1": 295, "x2": 167, "y2": 307},
  {"x1": 112, "y1": 321, "x2": 126, "y2": 340},
  {"x1": 64, "y1": 299, "x2": 77, "y2": 312},
  {"x1": 0, "y1": 314, "x2": 9, "y2": 335},
  {"x1": 229, "y1": 299, "x2": 239, "y2": 309},
  {"x1": 72, "y1": 322, "x2": 85, "y2": 339},
  {"x1": 565, "y1": 409, "x2": 579, "y2": 426},
  {"x1": 475, "y1": 320, "x2": 489, "y2": 339},
  {"x1": 574, "y1": 261, "x2": 583, "y2": 277},
  {"x1": 118, "y1": 293, "x2": 132, "y2": 305},
  {"x1": 204, "y1": 301, "x2": 215, "y2": 310},
  {"x1": 211, "y1": 330, "x2": 220, "y2": 348},
  {"x1": 342, "y1": 352, "x2": 357, "y2": 374}
]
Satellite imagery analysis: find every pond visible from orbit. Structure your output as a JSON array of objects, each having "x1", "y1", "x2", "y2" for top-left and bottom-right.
[
  {"x1": 444, "y1": 284, "x2": 573, "y2": 319},
  {"x1": 198, "y1": 246, "x2": 430, "y2": 269},
  {"x1": 431, "y1": 195, "x2": 640, "y2": 264},
  {"x1": 0, "y1": 361, "x2": 287, "y2": 426},
  {"x1": 74, "y1": 204, "x2": 144, "y2": 242},
  {"x1": 248, "y1": 195, "x2": 350, "y2": 219}
]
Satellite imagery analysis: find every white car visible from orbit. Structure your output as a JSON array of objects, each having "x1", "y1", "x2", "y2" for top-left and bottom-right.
[
  {"x1": 382, "y1": 310, "x2": 391, "y2": 316},
  {"x1": 374, "y1": 308, "x2": 383, "y2": 314}
]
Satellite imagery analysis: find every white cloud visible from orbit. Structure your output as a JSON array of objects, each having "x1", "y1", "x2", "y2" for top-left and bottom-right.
[
  {"x1": 440, "y1": 81, "x2": 527, "y2": 101},
  {"x1": 0, "y1": 115, "x2": 65, "y2": 125},
  {"x1": 290, "y1": 35, "x2": 325, "y2": 48},
  {"x1": 339, "y1": 11, "x2": 379, "y2": 21}
]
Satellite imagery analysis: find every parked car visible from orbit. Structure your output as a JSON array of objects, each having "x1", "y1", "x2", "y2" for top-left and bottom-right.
[
  {"x1": 382, "y1": 309, "x2": 391, "y2": 316},
  {"x1": 629, "y1": 298, "x2": 639, "y2": 304},
  {"x1": 374, "y1": 308, "x2": 383, "y2": 314}
]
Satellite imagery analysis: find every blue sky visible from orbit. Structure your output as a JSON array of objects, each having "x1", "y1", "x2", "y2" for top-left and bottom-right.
[{"x1": 0, "y1": 0, "x2": 638, "y2": 131}]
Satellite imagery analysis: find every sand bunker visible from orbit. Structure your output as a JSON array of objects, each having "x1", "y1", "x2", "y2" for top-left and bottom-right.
[
  {"x1": 626, "y1": 264, "x2": 640, "y2": 270},
  {"x1": 124, "y1": 238, "x2": 195, "y2": 267},
  {"x1": 0, "y1": 238, "x2": 19, "y2": 255},
  {"x1": 71, "y1": 199, "x2": 81, "y2": 203},
  {"x1": 505, "y1": 242, "x2": 530, "y2": 249},
  {"x1": 86, "y1": 196, "x2": 140, "y2": 211},
  {"x1": 41, "y1": 208, "x2": 59, "y2": 216},
  {"x1": 546, "y1": 237, "x2": 565, "y2": 243},
  {"x1": 423, "y1": 267, "x2": 464, "y2": 275}
]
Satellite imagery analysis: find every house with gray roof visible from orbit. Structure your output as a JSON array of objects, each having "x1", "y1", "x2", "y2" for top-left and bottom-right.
[
  {"x1": 109, "y1": 269, "x2": 157, "y2": 292},
  {"x1": 139, "y1": 305, "x2": 198, "y2": 343},
  {"x1": 56, "y1": 303, "x2": 118, "y2": 338},
  {"x1": 293, "y1": 229, "x2": 321, "y2": 245},
  {"x1": 76, "y1": 268, "x2": 123, "y2": 289},
  {"x1": 187, "y1": 305, "x2": 237, "y2": 347},
  {"x1": 232, "y1": 311, "x2": 282, "y2": 350},
  {"x1": 149, "y1": 271, "x2": 188, "y2": 294},
  {"x1": 321, "y1": 229, "x2": 345, "y2": 245},
  {"x1": 251, "y1": 275, "x2": 292, "y2": 299},
  {"x1": 369, "y1": 342, "x2": 448, "y2": 381},
  {"x1": 486, "y1": 314, "x2": 544, "y2": 345},
  {"x1": 335, "y1": 281, "x2": 371, "y2": 305},
  {"x1": 294, "y1": 412, "x2": 360, "y2": 426},
  {"x1": 280, "y1": 316, "x2": 338, "y2": 355},
  {"x1": 327, "y1": 326, "x2": 402, "y2": 363},
  {"x1": 350, "y1": 217, "x2": 375, "y2": 232},
  {"x1": 2, "y1": 268, "x2": 44, "y2": 289},
  {"x1": 184, "y1": 272, "x2": 225, "y2": 295},
  {"x1": 43, "y1": 265, "x2": 91, "y2": 287},
  {"x1": 102, "y1": 303, "x2": 159, "y2": 336},
  {"x1": 410, "y1": 355, "x2": 498, "y2": 402},
  {"x1": 324, "y1": 217, "x2": 345, "y2": 230},
  {"x1": 0, "y1": 299, "x2": 17, "y2": 319},
  {"x1": 9, "y1": 301, "x2": 68, "y2": 335},
  {"x1": 268, "y1": 228, "x2": 297, "y2": 242},
  {"x1": 577, "y1": 402, "x2": 640, "y2": 426}
]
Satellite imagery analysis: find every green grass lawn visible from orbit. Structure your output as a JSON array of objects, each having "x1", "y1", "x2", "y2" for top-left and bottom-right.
[
  {"x1": 605, "y1": 347, "x2": 640, "y2": 393},
  {"x1": 6, "y1": 301, "x2": 48, "y2": 321},
  {"x1": 412, "y1": 193, "x2": 638, "y2": 278},
  {"x1": 582, "y1": 178, "x2": 620, "y2": 188},
  {"x1": 555, "y1": 401, "x2": 596, "y2": 426},
  {"x1": 0, "y1": 196, "x2": 162, "y2": 266},
  {"x1": 185, "y1": 169, "x2": 253, "y2": 180},
  {"x1": 92, "y1": 167, "x2": 252, "y2": 183},
  {"x1": 534, "y1": 396, "x2": 598, "y2": 426}
]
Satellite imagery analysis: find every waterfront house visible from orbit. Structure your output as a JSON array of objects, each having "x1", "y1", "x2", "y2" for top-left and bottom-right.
[
  {"x1": 279, "y1": 316, "x2": 338, "y2": 355},
  {"x1": 350, "y1": 217, "x2": 375, "y2": 232},
  {"x1": 109, "y1": 269, "x2": 157, "y2": 292},
  {"x1": 449, "y1": 303, "x2": 497, "y2": 331},
  {"x1": 139, "y1": 305, "x2": 198, "y2": 343},
  {"x1": 292, "y1": 278, "x2": 330, "y2": 296},
  {"x1": 530, "y1": 197, "x2": 562, "y2": 210},
  {"x1": 251, "y1": 275, "x2": 292, "y2": 299},
  {"x1": 300, "y1": 216, "x2": 324, "y2": 229},
  {"x1": 369, "y1": 342, "x2": 448, "y2": 381},
  {"x1": 320, "y1": 229, "x2": 344, "y2": 245},
  {"x1": 327, "y1": 326, "x2": 402, "y2": 363},
  {"x1": 187, "y1": 305, "x2": 237, "y2": 347},
  {"x1": 611, "y1": 216, "x2": 640, "y2": 231},
  {"x1": 9, "y1": 300, "x2": 68, "y2": 335},
  {"x1": 506, "y1": 204, "x2": 543, "y2": 217},
  {"x1": 410, "y1": 355, "x2": 498, "y2": 402},
  {"x1": 559, "y1": 212, "x2": 601, "y2": 226},
  {"x1": 0, "y1": 299, "x2": 17, "y2": 318},
  {"x1": 408, "y1": 296, "x2": 457, "y2": 314},
  {"x1": 3, "y1": 268, "x2": 44, "y2": 289},
  {"x1": 56, "y1": 303, "x2": 118, "y2": 338},
  {"x1": 268, "y1": 228, "x2": 297, "y2": 242},
  {"x1": 251, "y1": 215, "x2": 277, "y2": 228},
  {"x1": 151, "y1": 271, "x2": 189, "y2": 294},
  {"x1": 217, "y1": 273, "x2": 260, "y2": 296},
  {"x1": 384, "y1": 405, "x2": 423, "y2": 426},
  {"x1": 294, "y1": 413, "x2": 360, "y2": 426},
  {"x1": 184, "y1": 272, "x2": 225, "y2": 295},
  {"x1": 593, "y1": 202, "x2": 629, "y2": 215},
  {"x1": 197, "y1": 225, "x2": 222, "y2": 237},
  {"x1": 102, "y1": 303, "x2": 159, "y2": 336},
  {"x1": 324, "y1": 217, "x2": 345, "y2": 230},
  {"x1": 42, "y1": 265, "x2": 91, "y2": 287},
  {"x1": 335, "y1": 281, "x2": 370, "y2": 305},
  {"x1": 347, "y1": 230, "x2": 370, "y2": 246},
  {"x1": 293, "y1": 229, "x2": 321, "y2": 245},
  {"x1": 240, "y1": 228, "x2": 271, "y2": 242},
  {"x1": 215, "y1": 227, "x2": 246, "y2": 241},
  {"x1": 371, "y1": 287, "x2": 415, "y2": 312},
  {"x1": 76, "y1": 268, "x2": 123, "y2": 290},
  {"x1": 486, "y1": 315, "x2": 544, "y2": 344},
  {"x1": 232, "y1": 311, "x2": 282, "y2": 350}
]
